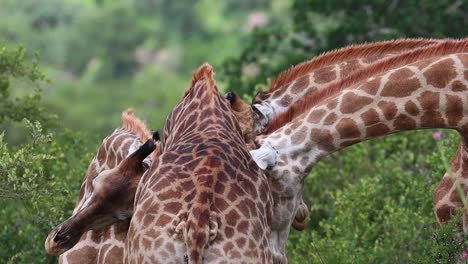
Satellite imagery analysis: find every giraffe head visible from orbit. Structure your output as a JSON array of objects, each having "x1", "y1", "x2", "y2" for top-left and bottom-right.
[
  {"x1": 224, "y1": 91, "x2": 268, "y2": 146},
  {"x1": 45, "y1": 133, "x2": 160, "y2": 256}
]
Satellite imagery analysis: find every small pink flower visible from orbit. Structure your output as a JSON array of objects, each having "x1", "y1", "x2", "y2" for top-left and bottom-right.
[
  {"x1": 432, "y1": 132, "x2": 442, "y2": 141},
  {"x1": 461, "y1": 252, "x2": 468, "y2": 260}
]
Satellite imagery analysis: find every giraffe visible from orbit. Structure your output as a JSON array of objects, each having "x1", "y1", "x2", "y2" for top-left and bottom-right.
[
  {"x1": 45, "y1": 110, "x2": 159, "y2": 262},
  {"x1": 125, "y1": 64, "x2": 273, "y2": 263},
  {"x1": 226, "y1": 38, "x2": 441, "y2": 139},
  {"x1": 225, "y1": 38, "x2": 443, "y2": 259},
  {"x1": 243, "y1": 40, "x2": 468, "y2": 261},
  {"x1": 433, "y1": 143, "x2": 468, "y2": 232}
]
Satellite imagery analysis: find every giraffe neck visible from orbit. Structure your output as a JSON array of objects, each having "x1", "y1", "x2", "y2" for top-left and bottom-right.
[
  {"x1": 258, "y1": 53, "x2": 468, "y2": 178},
  {"x1": 433, "y1": 141, "x2": 468, "y2": 232},
  {"x1": 60, "y1": 128, "x2": 142, "y2": 264},
  {"x1": 253, "y1": 39, "x2": 439, "y2": 123}
]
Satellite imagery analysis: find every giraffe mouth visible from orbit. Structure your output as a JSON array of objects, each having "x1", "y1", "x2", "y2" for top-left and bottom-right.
[{"x1": 44, "y1": 222, "x2": 82, "y2": 256}]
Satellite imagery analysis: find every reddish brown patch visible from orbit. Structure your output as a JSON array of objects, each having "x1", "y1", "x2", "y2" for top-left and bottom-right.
[
  {"x1": 388, "y1": 67, "x2": 415, "y2": 81},
  {"x1": 404, "y1": 101, "x2": 420, "y2": 116},
  {"x1": 380, "y1": 72, "x2": 420, "y2": 97},
  {"x1": 225, "y1": 226, "x2": 234, "y2": 239},
  {"x1": 336, "y1": 118, "x2": 361, "y2": 139},
  {"x1": 155, "y1": 214, "x2": 171, "y2": 226},
  {"x1": 226, "y1": 209, "x2": 240, "y2": 226},
  {"x1": 340, "y1": 139, "x2": 361, "y2": 148},
  {"x1": 424, "y1": 58, "x2": 456, "y2": 88},
  {"x1": 154, "y1": 237, "x2": 164, "y2": 248},
  {"x1": 236, "y1": 237, "x2": 247, "y2": 248},
  {"x1": 271, "y1": 88, "x2": 287, "y2": 99},
  {"x1": 360, "y1": 77, "x2": 381, "y2": 95},
  {"x1": 291, "y1": 126, "x2": 308, "y2": 145},
  {"x1": 378, "y1": 101, "x2": 398, "y2": 120},
  {"x1": 393, "y1": 114, "x2": 416, "y2": 130},
  {"x1": 327, "y1": 99, "x2": 338, "y2": 110},
  {"x1": 451, "y1": 80, "x2": 467, "y2": 92},
  {"x1": 307, "y1": 109, "x2": 327, "y2": 123},
  {"x1": 223, "y1": 242, "x2": 234, "y2": 253},
  {"x1": 436, "y1": 205, "x2": 455, "y2": 224},
  {"x1": 366, "y1": 124, "x2": 390, "y2": 138},
  {"x1": 457, "y1": 53, "x2": 468, "y2": 67},
  {"x1": 291, "y1": 75, "x2": 310, "y2": 93},
  {"x1": 311, "y1": 129, "x2": 334, "y2": 151},
  {"x1": 323, "y1": 113, "x2": 337, "y2": 125},
  {"x1": 361, "y1": 109, "x2": 380, "y2": 126},
  {"x1": 446, "y1": 94, "x2": 463, "y2": 126},
  {"x1": 278, "y1": 94, "x2": 293, "y2": 107},
  {"x1": 340, "y1": 92, "x2": 373, "y2": 114},
  {"x1": 313, "y1": 66, "x2": 337, "y2": 84},
  {"x1": 417, "y1": 91, "x2": 439, "y2": 111}
]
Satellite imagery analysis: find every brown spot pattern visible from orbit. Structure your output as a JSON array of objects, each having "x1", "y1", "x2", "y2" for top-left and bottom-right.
[
  {"x1": 393, "y1": 114, "x2": 416, "y2": 130},
  {"x1": 291, "y1": 75, "x2": 310, "y2": 93},
  {"x1": 404, "y1": 101, "x2": 420, "y2": 116},
  {"x1": 366, "y1": 124, "x2": 390, "y2": 138},
  {"x1": 340, "y1": 92, "x2": 373, "y2": 114},
  {"x1": 446, "y1": 94, "x2": 463, "y2": 126},
  {"x1": 336, "y1": 118, "x2": 361, "y2": 139},
  {"x1": 424, "y1": 58, "x2": 456, "y2": 88},
  {"x1": 361, "y1": 109, "x2": 380, "y2": 126},
  {"x1": 313, "y1": 66, "x2": 337, "y2": 84},
  {"x1": 323, "y1": 113, "x2": 337, "y2": 125},
  {"x1": 377, "y1": 101, "x2": 397, "y2": 120},
  {"x1": 417, "y1": 91, "x2": 439, "y2": 111},
  {"x1": 307, "y1": 109, "x2": 327, "y2": 123},
  {"x1": 452, "y1": 80, "x2": 467, "y2": 92},
  {"x1": 360, "y1": 77, "x2": 381, "y2": 95},
  {"x1": 380, "y1": 71, "x2": 420, "y2": 97}
]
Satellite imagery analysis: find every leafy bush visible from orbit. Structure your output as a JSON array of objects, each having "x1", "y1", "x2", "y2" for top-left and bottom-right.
[{"x1": 286, "y1": 130, "x2": 466, "y2": 263}]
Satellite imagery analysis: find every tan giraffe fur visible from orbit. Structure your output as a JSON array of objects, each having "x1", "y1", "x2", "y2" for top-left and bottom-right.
[
  {"x1": 248, "y1": 39, "x2": 468, "y2": 261},
  {"x1": 45, "y1": 110, "x2": 159, "y2": 261},
  {"x1": 125, "y1": 64, "x2": 273, "y2": 263}
]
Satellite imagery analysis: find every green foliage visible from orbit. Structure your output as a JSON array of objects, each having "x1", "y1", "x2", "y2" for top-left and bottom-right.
[
  {"x1": 0, "y1": 45, "x2": 50, "y2": 125},
  {"x1": 66, "y1": 2, "x2": 151, "y2": 79},
  {"x1": 0, "y1": 121, "x2": 92, "y2": 263},
  {"x1": 286, "y1": 131, "x2": 465, "y2": 263}
]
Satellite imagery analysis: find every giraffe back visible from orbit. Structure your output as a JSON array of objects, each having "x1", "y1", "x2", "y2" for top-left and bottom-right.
[{"x1": 126, "y1": 64, "x2": 273, "y2": 263}]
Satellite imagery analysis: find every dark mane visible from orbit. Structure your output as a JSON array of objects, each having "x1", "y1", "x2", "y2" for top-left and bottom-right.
[{"x1": 265, "y1": 39, "x2": 468, "y2": 134}]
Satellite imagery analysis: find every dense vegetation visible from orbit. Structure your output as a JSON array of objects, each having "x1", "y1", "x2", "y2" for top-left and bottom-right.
[{"x1": 0, "y1": 0, "x2": 467, "y2": 263}]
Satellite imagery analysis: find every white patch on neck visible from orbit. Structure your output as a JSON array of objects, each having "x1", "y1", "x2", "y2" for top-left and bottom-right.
[{"x1": 250, "y1": 142, "x2": 277, "y2": 170}]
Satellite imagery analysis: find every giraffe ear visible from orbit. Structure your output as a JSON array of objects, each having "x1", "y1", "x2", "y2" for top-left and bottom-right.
[
  {"x1": 224, "y1": 91, "x2": 236, "y2": 103},
  {"x1": 128, "y1": 139, "x2": 156, "y2": 163},
  {"x1": 250, "y1": 144, "x2": 277, "y2": 170},
  {"x1": 152, "y1": 131, "x2": 160, "y2": 141}
]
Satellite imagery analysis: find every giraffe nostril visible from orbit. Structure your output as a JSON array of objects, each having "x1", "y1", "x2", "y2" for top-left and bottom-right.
[{"x1": 224, "y1": 91, "x2": 236, "y2": 103}]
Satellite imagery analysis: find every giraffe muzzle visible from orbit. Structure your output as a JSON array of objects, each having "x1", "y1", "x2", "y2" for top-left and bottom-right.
[{"x1": 45, "y1": 222, "x2": 82, "y2": 256}]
